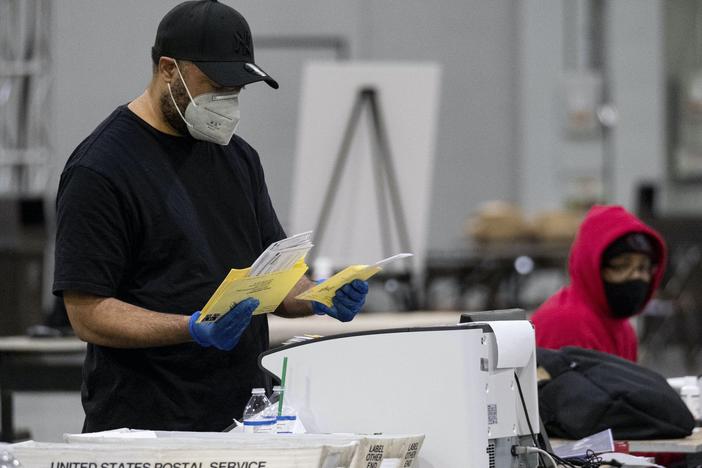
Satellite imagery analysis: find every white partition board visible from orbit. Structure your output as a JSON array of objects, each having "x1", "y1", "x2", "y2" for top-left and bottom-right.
[{"x1": 290, "y1": 62, "x2": 441, "y2": 274}]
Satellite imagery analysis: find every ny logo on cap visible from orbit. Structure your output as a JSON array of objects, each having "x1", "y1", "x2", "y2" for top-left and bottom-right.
[{"x1": 233, "y1": 30, "x2": 252, "y2": 57}]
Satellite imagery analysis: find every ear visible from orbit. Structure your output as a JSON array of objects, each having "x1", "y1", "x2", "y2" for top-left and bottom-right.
[{"x1": 157, "y1": 57, "x2": 178, "y2": 84}]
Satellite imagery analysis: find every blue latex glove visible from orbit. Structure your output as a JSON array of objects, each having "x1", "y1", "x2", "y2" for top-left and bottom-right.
[
  {"x1": 188, "y1": 298, "x2": 259, "y2": 351},
  {"x1": 312, "y1": 279, "x2": 369, "y2": 322}
]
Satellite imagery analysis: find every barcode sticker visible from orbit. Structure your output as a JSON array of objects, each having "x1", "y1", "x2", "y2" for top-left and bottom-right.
[{"x1": 487, "y1": 404, "x2": 498, "y2": 425}]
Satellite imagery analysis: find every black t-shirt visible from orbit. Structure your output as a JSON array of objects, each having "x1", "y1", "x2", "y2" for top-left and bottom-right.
[{"x1": 53, "y1": 105, "x2": 286, "y2": 432}]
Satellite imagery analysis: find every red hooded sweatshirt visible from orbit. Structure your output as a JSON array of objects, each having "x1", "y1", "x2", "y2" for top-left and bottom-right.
[{"x1": 531, "y1": 205, "x2": 667, "y2": 362}]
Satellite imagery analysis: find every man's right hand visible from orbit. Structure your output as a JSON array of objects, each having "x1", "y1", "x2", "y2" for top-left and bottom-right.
[{"x1": 188, "y1": 298, "x2": 259, "y2": 351}]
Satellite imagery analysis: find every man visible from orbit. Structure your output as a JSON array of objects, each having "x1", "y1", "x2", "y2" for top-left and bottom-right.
[
  {"x1": 531, "y1": 205, "x2": 667, "y2": 362},
  {"x1": 53, "y1": 0, "x2": 368, "y2": 433}
]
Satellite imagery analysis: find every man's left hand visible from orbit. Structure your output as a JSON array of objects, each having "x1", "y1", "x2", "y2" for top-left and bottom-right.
[{"x1": 312, "y1": 279, "x2": 369, "y2": 322}]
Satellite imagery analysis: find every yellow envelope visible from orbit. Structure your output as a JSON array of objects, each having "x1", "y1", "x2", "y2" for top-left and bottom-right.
[
  {"x1": 198, "y1": 259, "x2": 308, "y2": 323},
  {"x1": 294, "y1": 264, "x2": 381, "y2": 307}
]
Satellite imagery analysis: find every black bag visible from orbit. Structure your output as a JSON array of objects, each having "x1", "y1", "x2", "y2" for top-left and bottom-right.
[{"x1": 537, "y1": 346, "x2": 695, "y2": 440}]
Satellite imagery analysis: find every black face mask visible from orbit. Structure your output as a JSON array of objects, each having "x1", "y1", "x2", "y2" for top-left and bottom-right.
[{"x1": 603, "y1": 279, "x2": 650, "y2": 318}]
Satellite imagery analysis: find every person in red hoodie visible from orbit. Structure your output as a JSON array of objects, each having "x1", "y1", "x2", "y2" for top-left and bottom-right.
[{"x1": 531, "y1": 205, "x2": 667, "y2": 362}]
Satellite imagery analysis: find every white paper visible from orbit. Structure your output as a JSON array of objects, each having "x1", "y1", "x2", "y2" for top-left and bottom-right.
[
  {"x1": 488, "y1": 320, "x2": 534, "y2": 369},
  {"x1": 64, "y1": 428, "x2": 157, "y2": 440},
  {"x1": 249, "y1": 232, "x2": 314, "y2": 276},
  {"x1": 553, "y1": 429, "x2": 614, "y2": 459},
  {"x1": 372, "y1": 253, "x2": 413, "y2": 268}
]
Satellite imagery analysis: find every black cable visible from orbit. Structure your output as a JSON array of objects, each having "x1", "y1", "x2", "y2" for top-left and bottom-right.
[
  {"x1": 514, "y1": 371, "x2": 547, "y2": 467},
  {"x1": 514, "y1": 372, "x2": 540, "y2": 447},
  {"x1": 553, "y1": 454, "x2": 578, "y2": 468},
  {"x1": 560, "y1": 450, "x2": 621, "y2": 468},
  {"x1": 515, "y1": 371, "x2": 608, "y2": 467},
  {"x1": 545, "y1": 449, "x2": 577, "y2": 468},
  {"x1": 512, "y1": 372, "x2": 584, "y2": 468}
]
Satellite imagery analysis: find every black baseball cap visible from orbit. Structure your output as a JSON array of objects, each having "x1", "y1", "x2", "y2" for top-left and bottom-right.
[
  {"x1": 602, "y1": 233, "x2": 657, "y2": 266},
  {"x1": 151, "y1": 0, "x2": 278, "y2": 89}
]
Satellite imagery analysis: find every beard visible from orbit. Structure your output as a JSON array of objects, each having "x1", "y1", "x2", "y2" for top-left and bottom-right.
[{"x1": 160, "y1": 78, "x2": 191, "y2": 137}]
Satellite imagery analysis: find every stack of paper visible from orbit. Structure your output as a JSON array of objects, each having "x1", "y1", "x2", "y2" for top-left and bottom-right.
[
  {"x1": 198, "y1": 232, "x2": 313, "y2": 322},
  {"x1": 250, "y1": 231, "x2": 313, "y2": 276}
]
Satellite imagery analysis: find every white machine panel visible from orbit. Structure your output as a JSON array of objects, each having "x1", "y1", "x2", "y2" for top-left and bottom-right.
[
  {"x1": 261, "y1": 325, "x2": 489, "y2": 467},
  {"x1": 260, "y1": 321, "x2": 539, "y2": 468},
  {"x1": 481, "y1": 321, "x2": 540, "y2": 440}
]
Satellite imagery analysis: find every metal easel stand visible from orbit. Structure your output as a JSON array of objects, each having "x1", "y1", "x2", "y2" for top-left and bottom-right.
[{"x1": 311, "y1": 87, "x2": 418, "y2": 310}]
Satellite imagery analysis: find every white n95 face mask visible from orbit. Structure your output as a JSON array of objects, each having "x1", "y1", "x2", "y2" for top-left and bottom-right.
[{"x1": 168, "y1": 61, "x2": 240, "y2": 146}]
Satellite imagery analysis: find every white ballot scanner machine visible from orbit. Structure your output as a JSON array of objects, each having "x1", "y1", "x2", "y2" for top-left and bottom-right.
[{"x1": 260, "y1": 315, "x2": 542, "y2": 467}]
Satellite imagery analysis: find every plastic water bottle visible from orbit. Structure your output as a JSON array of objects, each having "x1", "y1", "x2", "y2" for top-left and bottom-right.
[
  {"x1": 269, "y1": 385, "x2": 298, "y2": 433},
  {"x1": 242, "y1": 388, "x2": 276, "y2": 433},
  {"x1": 269, "y1": 385, "x2": 283, "y2": 406}
]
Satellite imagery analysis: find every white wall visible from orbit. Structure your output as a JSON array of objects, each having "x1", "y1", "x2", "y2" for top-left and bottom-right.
[
  {"x1": 519, "y1": 0, "x2": 665, "y2": 215},
  {"x1": 364, "y1": 1, "x2": 520, "y2": 249},
  {"x1": 608, "y1": 0, "x2": 665, "y2": 208},
  {"x1": 660, "y1": 0, "x2": 702, "y2": 214},
  {"x1": 519, "y1": 0, "x2": 566, "y2": 215}
]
